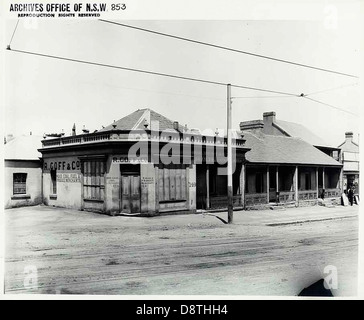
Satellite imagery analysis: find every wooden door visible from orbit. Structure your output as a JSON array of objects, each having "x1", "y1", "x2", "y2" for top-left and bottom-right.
[{"x1": 121, "y1": 175, "x2": 141, "y2": 213}]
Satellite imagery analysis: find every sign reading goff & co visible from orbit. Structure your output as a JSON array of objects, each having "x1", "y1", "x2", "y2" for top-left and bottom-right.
[{"x1": 43, "y1": 159, "x2": 81, "y2": 171}]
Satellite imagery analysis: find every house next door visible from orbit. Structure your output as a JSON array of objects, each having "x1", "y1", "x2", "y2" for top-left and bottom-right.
[{"x1": 121, "y1": 174, "x2": 141, "y2": 214}]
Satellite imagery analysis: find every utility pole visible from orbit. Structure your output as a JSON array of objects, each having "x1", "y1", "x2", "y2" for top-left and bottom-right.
[{"x1": 227, "y1": 84, "x2": 233, "y2": 224}]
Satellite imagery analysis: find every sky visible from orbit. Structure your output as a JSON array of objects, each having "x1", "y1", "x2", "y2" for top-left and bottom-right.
[{"x1": 3, "y1": 9, "x2": 363, "y2": 147}]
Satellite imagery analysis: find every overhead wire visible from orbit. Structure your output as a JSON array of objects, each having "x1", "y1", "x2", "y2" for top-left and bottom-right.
[
  {"x1": 8, "y1": 19, "x2": 20, "y2": 47},
  {"x1": 302, "y1": 96, "x2": 358, "y2": 116},
  {"x1": 7, "y1": 48, "x2": 358, "y2": 116},
  {"x1": 99, "y1": 19, "x2": 358, "y2": 79},
  {"x1": 304, "y1": 82, "x2": 359, "y2": 96},
  {"x1": 7, "y1": 48, "x2": 299, "y2": 97}
]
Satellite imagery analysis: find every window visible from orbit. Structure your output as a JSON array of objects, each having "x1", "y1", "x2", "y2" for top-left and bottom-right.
[
  {"x1": 158, "y1": 164, "x2": 187, "y2": 202},
  {"x1": 83, "y1": 160, "x2": 105, "y2": 201},
  {"x1": 13, "y1": 173, "x2": 27, "y2": 195},
  {"x1": 51, "y1": 169, "x2": 57, "y2": 194}
]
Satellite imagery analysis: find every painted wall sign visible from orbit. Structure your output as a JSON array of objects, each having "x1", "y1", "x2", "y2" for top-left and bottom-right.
[
  {"x1": 141, "y1": 177, "x2": 154, "y2": 187},
  {"x1": 112, "y1": 156, "x2": 148, "y2": 164},
  {"x1": 57, "y1": 173, "x2": 81, "y2": 183},
  {"x1": 44, "y1": 160, "x2": 80, "y2": 171}
]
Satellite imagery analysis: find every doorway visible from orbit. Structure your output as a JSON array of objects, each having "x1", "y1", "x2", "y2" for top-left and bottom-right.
[{"x1": 120, "y1": 164, "x2": 141, "y2": 214}]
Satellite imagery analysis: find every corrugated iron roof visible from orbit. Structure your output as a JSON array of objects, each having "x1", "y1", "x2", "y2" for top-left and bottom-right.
[
  {"x1": 243, "y1": 131, "x2": 342, "y2": 166},
  {"x1": 4, "y1": 135, "x2": 42, "y2": 161}
]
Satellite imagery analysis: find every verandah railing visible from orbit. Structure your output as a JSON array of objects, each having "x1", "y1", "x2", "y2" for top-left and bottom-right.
[
  {"x1": 324, "y1": 188, "x2": 341, "y2": 198},
  {"x1": 298, "y1": 190, "x2": 318, "y2": 200},
  {"x1": 41, "y1": 130, "x2": 246, "y2": 148}
]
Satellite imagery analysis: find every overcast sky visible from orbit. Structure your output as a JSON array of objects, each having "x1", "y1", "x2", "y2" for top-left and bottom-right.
[{"x1": 3, "y1": 15, "x2": 362, "y2": 146}]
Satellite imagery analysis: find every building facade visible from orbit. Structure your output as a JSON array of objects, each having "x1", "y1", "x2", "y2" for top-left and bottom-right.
[
  {"x1": 240, "y1": 112, "x2": 343, "y2": 208},
  {"x1": 338, "y1": 132, "x2": 359, "y2": 196},
  {"x1": 39, "y1": 109, "x2": 249, "y2": 216},
  {"x1": 5, "y1": 110, "x2": 346, "y2": 214},
  {"x1": 4, "y1": 135, "x2": 43, "y2": 209}
]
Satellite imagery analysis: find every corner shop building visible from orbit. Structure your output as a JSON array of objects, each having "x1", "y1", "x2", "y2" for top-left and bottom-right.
[{"x1": 39, "y1": 109, "x2": 249, "y2": 216}]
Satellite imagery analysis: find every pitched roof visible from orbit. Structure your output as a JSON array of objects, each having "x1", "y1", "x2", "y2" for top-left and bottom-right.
[
  {"x1": 243, "y1": 131, "x2": 342, "y2": 166},
  {"x1": 4, "y1": 135, "x2": 42, "y2": 161},
  {"x1": 338, "y1": 139, "x2": 359, "y2": 153},
  {"x1": 99, "y1": 108, "x2": 186, "y2": 132},
  {"x1": 274, "y1": 119, "x2": 333, "y2": 148}
]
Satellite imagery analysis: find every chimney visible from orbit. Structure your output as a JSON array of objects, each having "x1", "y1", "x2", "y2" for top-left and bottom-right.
[
  {"x1": 240, "y1": 120, "x2": 264, "y2": 138},
  {"x1": 345, "y1": 132, "x2": 353, "y2": 141},
  {"x1": 173, "y1": 121, "x2": 179, "y2": 131},
  {"x1": 263, "y1": 111, "x2": 276, "y2": 125},
  {"x1": 262, "y1": 111, "x2": 277, "y2": 135},
  {"x1": 72, "y1": 123, "x2": 76, "y2": 136}
]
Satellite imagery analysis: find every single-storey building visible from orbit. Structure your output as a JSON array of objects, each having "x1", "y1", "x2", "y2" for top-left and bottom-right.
[
  {"x1": 39, "y1": 108, "x2": 250, "y2": 216},
  {"x1": 240, "y1": 112, "x2": 343, "y2": 208},
  {"x1": 4, "y1": 135, "x2": 43, "y2": 209},
  {"x1": 338, "y1": 132, "x2": 359, "y2": 196},
  {"x1": 255, "y1": 111, "x2": 341, "y2": 161}
]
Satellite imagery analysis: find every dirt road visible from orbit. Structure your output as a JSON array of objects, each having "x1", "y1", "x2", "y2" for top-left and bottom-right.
[{"x1": 4, "y1": 205, "x2": 359, "y2": 296}]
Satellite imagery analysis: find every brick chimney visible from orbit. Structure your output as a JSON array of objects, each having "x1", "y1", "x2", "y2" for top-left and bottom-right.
[
  {"x1": 345, "y1": 132, "x2": 353, "y2": 141},
  {"x1": 173, "y1": 121, "x2": 179, "y2": 131},
  {"x1": 263, "y1": 111, "x2": 276, "y2": 125},
  {"x1": 262, "y1": 111, "x2": 277, "y2": 135}
]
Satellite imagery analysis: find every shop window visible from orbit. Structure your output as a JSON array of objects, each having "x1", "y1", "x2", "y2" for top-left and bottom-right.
[
  {"x1": 51, "y1": 169, "x2": 57, "y2": 194},
  {"x1": 13, "y1": 173, "x2": 27, "y2": 195},
  {"x1": 158, "y1": 164, "x2": 187, "y2": 202},
  {"x1": 83, "y1": 160, "x2": 105, "y2": 201}
]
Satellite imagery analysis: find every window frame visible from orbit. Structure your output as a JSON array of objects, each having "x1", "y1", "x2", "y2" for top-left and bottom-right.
[{"x1": 13, "y1": 172, "x2": 27, "y2": 195}]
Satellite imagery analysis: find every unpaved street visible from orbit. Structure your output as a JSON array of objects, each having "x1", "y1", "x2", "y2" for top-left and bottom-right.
[{"x1": 5, "y1": 205, "x2": 359, "y2": 296}]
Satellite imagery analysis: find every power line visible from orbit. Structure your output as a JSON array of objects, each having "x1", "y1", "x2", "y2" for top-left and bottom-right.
[
  {"x1": 83, "y1": 81, "x2": 225, "y2": 101},
  {"x1": 7, "y1": 48, "x2": 299, "y2": 97},
  {"x1": 304, "y1": 82, "x2": 359, "y2": 96},
  {"x1": 232, "y1": 95, "x2": 296, "y2": 99},
  {"x1": 8, "y1": 20, "x2": 20, "y2": 47},
  {"x1": 99, "y1": 19, "x2": 358, "y2": 79},
  {"x1": 7, "y1": 48, "x2": 357, "y2": 116},
  {"x1": 303, "y1": 96, "x2": 358, "y2": 116}
]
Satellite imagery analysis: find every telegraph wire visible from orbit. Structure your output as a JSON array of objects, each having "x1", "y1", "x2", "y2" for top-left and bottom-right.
[
  {"x1": 83, "y1": 81, "x2": 225, "y2": 101},
  {"x1": 304, "y1": 82, "x2": 359, "y2": 96},
  {"x1": 99, "y1": 19, "x2": 358, "y2": 79},
  {"x1": 302, "y1": 96, "x2": 358, "y2": 116},
  {"x1": 231, "y1": 95, "x2": 296, "y2": 99},
  {"x1": 7, "y1": 48, "x2": 357, "y2": 116},
  {"x1": 8, "y1": 19, "x2": 20, "y2": 48},
  {"x1": 6, "y1": 48, "x2": 299, "y2": 97}
]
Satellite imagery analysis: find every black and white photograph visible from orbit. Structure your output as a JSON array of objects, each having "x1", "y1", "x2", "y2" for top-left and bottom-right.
[{"x1": 1, "y1": 0, "x2": 363, "y2": 301}]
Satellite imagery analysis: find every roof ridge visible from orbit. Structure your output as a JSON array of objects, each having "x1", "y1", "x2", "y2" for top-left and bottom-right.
[{"x1": 132, "y1": 109, "x2": 150, "y2": 130}]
